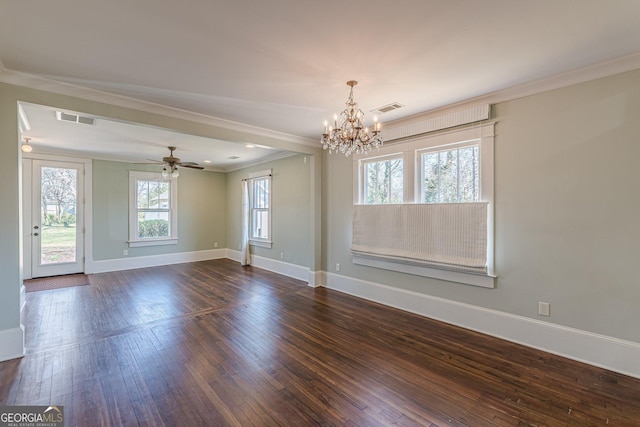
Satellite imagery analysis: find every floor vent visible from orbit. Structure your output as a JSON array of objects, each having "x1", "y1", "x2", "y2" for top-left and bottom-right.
[{"x1": 56, "y1": 111, "x2": 95, "y2": 125}]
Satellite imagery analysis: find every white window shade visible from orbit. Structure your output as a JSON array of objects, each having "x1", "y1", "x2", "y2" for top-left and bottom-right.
[{"x1": 351, "y1": 203, "x2": 488, "y2": 274}]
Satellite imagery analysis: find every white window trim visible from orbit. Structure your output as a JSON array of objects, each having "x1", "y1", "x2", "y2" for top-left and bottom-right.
[
  {"x1": 248, "y1": 169, "x2": 272, "y2": 248},
  {"x1": 128, "y1": 171, "x2": 178, "y2": 247},
  {"x1": 357, "y1": 152, "x2": 405, "y2": 205},
  {"x1": 352, "y1": 122, "x2": 495, "y2": 287}
]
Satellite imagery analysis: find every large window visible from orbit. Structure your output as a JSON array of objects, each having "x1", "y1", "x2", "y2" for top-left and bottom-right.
[
  {"x1": 129, "y1": 171, "x2": 178, "y2": 247},
  {"x1": 353, "y1": 122, "x2": 495, "y2": 287},
  {"x1": 247, "y1": 170, "x2": 272, "y2": 247}
]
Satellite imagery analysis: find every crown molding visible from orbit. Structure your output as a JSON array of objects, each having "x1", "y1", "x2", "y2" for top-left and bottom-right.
[
  {"x1": 0, "y1": 68, "x2": 317, "y2": 148},
  {"x1": 488, "y1": 52, "x2": 640, "y2": 103},
  {"x1": 385, "y1": 52, "x2": 640, "y2": 129},
  {"x1": 22, "y1": 144, "x2": 298, "y2": 174},
  {"x1": 3, "y1": 52, "x2": 640, "y2": 149},
  {"x1": 222, "y1": 151, "x2": 298, "y2": 173}
]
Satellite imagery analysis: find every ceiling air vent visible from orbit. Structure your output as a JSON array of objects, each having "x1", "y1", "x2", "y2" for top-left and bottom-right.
[
  {"x1": 372, "y1": 102, "x2": 404, "y2": 114},
  {"x1": 56, "y1": 111, "x2": 95, "y2": 125}
]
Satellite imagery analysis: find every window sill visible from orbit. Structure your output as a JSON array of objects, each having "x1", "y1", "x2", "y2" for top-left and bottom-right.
[
  {"x1": 352, "y1": 254, "x2": 495, "y2": 288},
  {"x1": 250, "y1": 239, "x2": 272, "y2": 249},
  {"x1": 129, "y1": 239, "x2": 178, "y2": 248}
]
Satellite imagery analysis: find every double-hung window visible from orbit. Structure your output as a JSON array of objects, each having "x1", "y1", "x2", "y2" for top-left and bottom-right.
[
  {"x1": 353, "y1": 122, "x2": 495, "y2": 287},
  {"x1": 247, "y1": 170, "x2": 272, "y2": 247},
  {"x1": 129, "y1": 171, "x2": 178, "y2": 247}
]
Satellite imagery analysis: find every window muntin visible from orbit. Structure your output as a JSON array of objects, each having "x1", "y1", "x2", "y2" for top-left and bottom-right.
[
  {"x1": 363, "y1": 157, "x2": 403, "y2": 204},
  {"x1": 129, "y1": 171, "x2": 177, "y2": 246},
  {"x1": 250, "y1": 176, "x2": 271, "y2": 241},
  {"x1": 421, "y1": 143, "x2": 479, "y2": 203}
]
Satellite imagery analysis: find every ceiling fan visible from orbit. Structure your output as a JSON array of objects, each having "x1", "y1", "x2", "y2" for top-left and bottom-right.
[{"x1": 147, "y1": 146, "x2": 204, "y2": 178}]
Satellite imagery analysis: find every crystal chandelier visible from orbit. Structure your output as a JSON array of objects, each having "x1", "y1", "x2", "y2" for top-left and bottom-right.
[{"x1": 321, "y1": 80, "x2": 382, "y2": 156}]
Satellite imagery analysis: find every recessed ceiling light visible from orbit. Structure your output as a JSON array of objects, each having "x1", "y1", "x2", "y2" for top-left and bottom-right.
[
  {"x1": 246, "y1": 144, "x2": 255, "y2": 148},
  {"x1": 203, "y1": 160, "x2": 211, "y2": 163}
]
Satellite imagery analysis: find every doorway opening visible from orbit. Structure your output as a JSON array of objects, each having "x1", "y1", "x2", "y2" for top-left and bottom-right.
[{"x1": 22, "y1": 157, "x2": 90, "y2": 279}]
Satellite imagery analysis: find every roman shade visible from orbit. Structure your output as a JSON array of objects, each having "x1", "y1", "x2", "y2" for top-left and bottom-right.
[{"x1": 351, "y1": 203, "x2": 488, "y2": 274}]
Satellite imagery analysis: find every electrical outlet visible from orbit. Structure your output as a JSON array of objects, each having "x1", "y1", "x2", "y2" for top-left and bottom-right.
[
  {"x1": 538, "y1": 302, "x2": 550, "y2": 316},
  {"x1": 336, "y1": 263, "x2": 341, "y2": 272},
  {"x1": 214, "y1": 242, "x2": 218, "y2": 248},
  {"x1": 280, "y1": 252, "x2": 284, "y2": 259},
  {"x1": 123, "y1": 249, "x2": 128, "y2": 256}
]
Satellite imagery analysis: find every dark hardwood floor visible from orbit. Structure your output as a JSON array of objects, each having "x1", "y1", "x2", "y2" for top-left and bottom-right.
[{"x1": 1, "y1": 259, "x2": 639, "y2": 426}]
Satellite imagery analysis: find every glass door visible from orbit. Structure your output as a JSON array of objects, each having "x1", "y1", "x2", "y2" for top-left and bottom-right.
[{"x1": 31, "y1": 160, "x2": 84, "y2": 277}]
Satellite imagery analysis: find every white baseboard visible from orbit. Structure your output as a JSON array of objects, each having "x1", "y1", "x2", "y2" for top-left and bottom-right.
[
  {"x1": 225, "y1": 248, "x2": 242, "y2": 263},
  {"x1": 89, "y1": 248, "x2": 311, "y2": 282},
  {"x1": 226, "y1": 249, "x2": 309, "y2": 283},
  {"x1": 307, "y1": 270, "x2": 325, "y2": 288},
  {"x1": 323, "y1": 272, "x2": 640, "y2": 379},
  {"x1": 0, "y1": 326, "x2": 24, "y2": 362},
  {"x1": 87, "y1": 249, "x2": 227, "y2": 274}
]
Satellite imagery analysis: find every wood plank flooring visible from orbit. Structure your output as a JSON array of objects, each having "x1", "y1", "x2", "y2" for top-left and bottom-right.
[{"x1": 1, "y1": 259, "x2": 639, "y2": 426}]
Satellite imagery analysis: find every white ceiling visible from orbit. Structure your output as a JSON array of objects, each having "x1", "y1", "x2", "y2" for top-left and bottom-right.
[
  {"x1": 2, "y1": 0, "x2": 640, "y2": 166},
  {"x1": 18, "y1": 103, "x2": 288, "y2": 171}
]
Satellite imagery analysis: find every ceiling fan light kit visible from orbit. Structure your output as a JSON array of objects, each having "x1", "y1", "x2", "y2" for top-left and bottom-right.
[
  {"x1": 149, "y1": 146, "x2": 204, "y2": 178},
  {"x1": 162, "y1": 165, "x2": 179, "y2": 179}
]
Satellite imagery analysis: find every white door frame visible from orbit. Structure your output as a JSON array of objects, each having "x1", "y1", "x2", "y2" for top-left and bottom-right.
[{"x1": 22, "y1": 153, "x2": 93, "y2": 279}]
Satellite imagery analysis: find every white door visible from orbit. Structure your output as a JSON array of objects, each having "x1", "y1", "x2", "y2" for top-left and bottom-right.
[{"x1": 30, "y1": 160, "x2": 85, "y2": 278}]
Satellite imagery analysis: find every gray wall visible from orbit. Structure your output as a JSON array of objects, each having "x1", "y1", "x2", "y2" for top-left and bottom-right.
[
  {"x1": 0, "y1": 83, "x2": 22, "y2": 335},
  {"x1": 92, "y1": 160, "x2": 227, "y2": 260},
  {"x1": 226, "y1": 154, "x2": 312, "y2": 267},
  {"x1": 322, "y1": 68, "x2": 640, "y2": 343}
]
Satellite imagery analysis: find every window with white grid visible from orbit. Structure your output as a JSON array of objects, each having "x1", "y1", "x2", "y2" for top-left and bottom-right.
[{"x1": 128, "y1": 171, "x2": 178, "y2": 247}]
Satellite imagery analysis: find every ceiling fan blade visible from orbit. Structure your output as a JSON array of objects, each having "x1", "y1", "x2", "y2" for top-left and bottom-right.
[
  {"x1": 181, "y1": 165, "x2": 205, "y2": 170},
  {"x1": 178, "y1": 161, "x2": 199, "y2": 166},
  {"x1": 134, "y1": 160, "x2": 163, "y2": 164}
]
